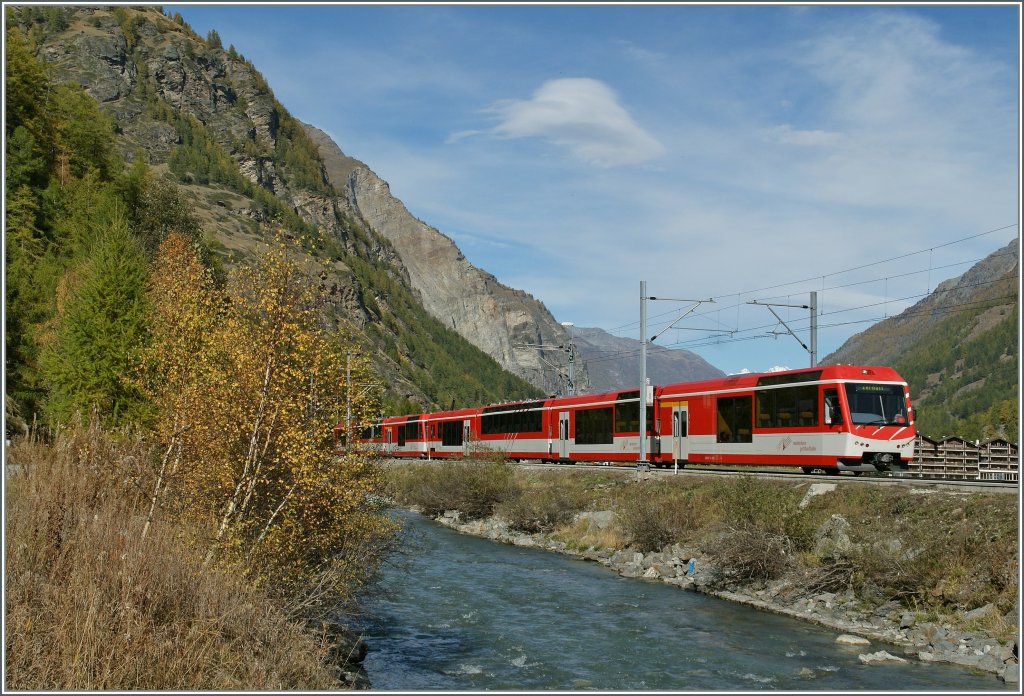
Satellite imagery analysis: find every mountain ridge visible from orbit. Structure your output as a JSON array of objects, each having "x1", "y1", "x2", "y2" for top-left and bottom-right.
[
  {"x1": 822, "y1": 238, "x2": 1019, "y2": 440},
  {"x1": 19, "y1": 5, "x2": 721, "y2": 409}
]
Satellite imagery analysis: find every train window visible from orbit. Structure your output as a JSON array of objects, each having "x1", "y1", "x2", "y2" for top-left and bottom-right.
[
  {"x1": 844, "y1": 383, "x2": 908, "y2": 425},
  {"x1": 755, "y1": 386, "x2": 818, "y2": 428},
  {"x1": 672, "y1": 411, "x2": 688, "y2": 438},
  {"x1": 481, "y1": 403, "x2": 543, "y2": 435},
  {"x1": 823, "y1": 389, "x2": 843, "y2": 425},
  {"x1": 575, "y1": 407, "x2": 613, "y2": 445},
  {"x1": 716, "y1": 396, "x2": 752, "y2": 443},
  {"x1": 397, "y1": 417, "x2": 420, "y2": 444},
  {"x1": 358, "y1": 425, "x2": 381, "y2": 440},
  {"x1": 614, "y1": 402, "x2": 653, "y2": 433}
]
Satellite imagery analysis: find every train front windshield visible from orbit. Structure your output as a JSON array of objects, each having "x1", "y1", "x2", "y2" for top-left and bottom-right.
[{"x1": 844, "y1": 383, "x2": 909, "y2": 426}]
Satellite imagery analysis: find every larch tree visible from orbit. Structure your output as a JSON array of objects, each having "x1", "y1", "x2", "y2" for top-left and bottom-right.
[{"x1": 42, "y1": 215, "x2": 151, "y2": 427}]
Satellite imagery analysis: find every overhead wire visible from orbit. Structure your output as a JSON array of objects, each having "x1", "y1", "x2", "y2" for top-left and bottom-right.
[
  {"x1": 575, "y1": 271, "x2": 1019, "y2": 368},
  {"x1": 593, "y1": 224, "x2": 1018, "y2": 341}
]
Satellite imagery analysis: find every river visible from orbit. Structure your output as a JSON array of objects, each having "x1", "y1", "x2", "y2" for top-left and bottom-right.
[{"x1": 352, "y1": 510, "x2": 1010, "y2": 691}]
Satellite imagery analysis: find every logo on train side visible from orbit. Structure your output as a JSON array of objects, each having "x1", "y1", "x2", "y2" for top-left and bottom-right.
[{"x1": 779, "y1": 437, "x2": 817, "y2": 453}]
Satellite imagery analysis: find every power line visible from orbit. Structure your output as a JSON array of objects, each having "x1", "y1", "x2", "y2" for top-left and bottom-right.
[
  {"x1": 597, "y1": 225, "x2": 1017, "y2": 340},
  {"x1": 576, "y1": 276, "x2": 1018, "y2": 368}
]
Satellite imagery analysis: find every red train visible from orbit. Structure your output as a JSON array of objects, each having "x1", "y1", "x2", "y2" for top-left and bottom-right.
[{"x1": 336, "y1": 365, "x2": 916, "y2": 475}]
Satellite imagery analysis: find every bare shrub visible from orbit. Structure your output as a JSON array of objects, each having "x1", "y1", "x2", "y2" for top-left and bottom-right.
[
  {"x1": 615, "y1": 481, "x2": 699, "y2": 552},
  {"x1": 714, "y1": 525, "x2": 794, "y2": 582},
  {"x1": 4, "y1": 423, "x2": 340, "y2": 690},
  {"x1": 386, "y1": 459, "x2": 519, "y2": 520},
  {"x1": 498, "y1": 482, "x2": 588, "y2": 533},
  {"x1": 800, "y1": 558, "x2": 856, "y2": 595}
]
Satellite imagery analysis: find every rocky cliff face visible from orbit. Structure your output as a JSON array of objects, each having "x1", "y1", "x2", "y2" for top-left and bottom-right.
[
  {"x1": 22, "y1": 6, "x2": 540, "y2": 409},
  {"x1": 303, "y1": 124, "x2": 570, "y2": 390}
]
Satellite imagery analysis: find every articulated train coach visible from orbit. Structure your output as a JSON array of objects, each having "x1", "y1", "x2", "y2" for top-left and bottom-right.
[{"x1": 336, "y1": 365, "x2": 915, "y2": 475}]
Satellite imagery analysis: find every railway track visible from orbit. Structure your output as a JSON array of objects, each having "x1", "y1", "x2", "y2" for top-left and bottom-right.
[
  {"x1": 517, "y1": 460, "x2": 1019, "y2": 493},
  {"x1": 383, "y1": 457, "x2": 1018, "y2": 493}
]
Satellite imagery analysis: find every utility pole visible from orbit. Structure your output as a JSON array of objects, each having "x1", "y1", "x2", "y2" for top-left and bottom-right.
[
  {"x1": 639, "y1": 281, "x2": 647, "y2": 466},
  {"x1": 639, "y1": 286, "x2": 717, "y2": 468},
  {"x1": 810, "y1": 291, "x2": 817, "y2": 367},
  {"x1": 747, "y1": 291, "x2": 818, "y2": 367}
]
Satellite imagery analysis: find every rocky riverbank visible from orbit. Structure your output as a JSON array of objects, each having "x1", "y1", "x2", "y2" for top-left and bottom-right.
[
  {"x1": 429, "y1": 508, "x2": 1019, "y2": 685},
  {"x1": 321, "y1": 621, "x2": 372, "y2": 690}
]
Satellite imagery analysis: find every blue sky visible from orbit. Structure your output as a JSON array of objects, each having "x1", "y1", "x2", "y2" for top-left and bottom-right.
[{"x1": 168, "y1": 3, "x2": 1020, "y2": 376}]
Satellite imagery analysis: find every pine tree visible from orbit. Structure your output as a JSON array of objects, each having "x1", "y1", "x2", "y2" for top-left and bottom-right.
[{"x1": 43, "y1": 216, "x2": 151, "y2": 426}]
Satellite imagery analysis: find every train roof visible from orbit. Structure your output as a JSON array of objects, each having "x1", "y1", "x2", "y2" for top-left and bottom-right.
[
  {"x1": 373, "y1": 365, "x2": 907, "y2": 421},
  {"x1": 658, "y1": 364, "x2": 906, "y2": 396}
]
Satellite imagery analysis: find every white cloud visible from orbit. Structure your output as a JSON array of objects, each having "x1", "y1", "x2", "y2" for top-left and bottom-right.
[
  {"x1": 472, "y1": 78, "x2": 665, "y2": 167},
  {"x1": 766, "y1": 124, "x2": 845, "y2": 147},
  {"x1": 614, "y1": 39, "x2": 669, "y2": 66}
]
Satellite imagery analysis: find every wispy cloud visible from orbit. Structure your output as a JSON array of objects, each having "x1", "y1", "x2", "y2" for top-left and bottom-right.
[
  {"x1": 765, "y1": 124, "x2": 845, "y2": 147},
  {"x1": 614, "y1": 38, "x2": 669, "y2": 66},
  {"x1": 457, "y1": 78, "x2": 665, "y2": 167}
]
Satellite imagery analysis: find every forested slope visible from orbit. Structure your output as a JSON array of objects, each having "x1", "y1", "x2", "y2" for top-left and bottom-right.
[
  {"x1": 5, "y1": 5, "x2": 539, "y2": 429},
  {"x1": 822, "y1": 239, "x2": 1019, "y2": 441}
]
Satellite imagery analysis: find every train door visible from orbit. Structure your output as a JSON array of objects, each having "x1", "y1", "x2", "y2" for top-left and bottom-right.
[
  {"x1": 672, "y1": 404, "x2": 689, "y2": 465},
  {"x1": 558, "y1": 411, "x2": 570, "y2": 459},
  {"x1": 463, "y1": 421, "x2": 471, "y2": 457}
]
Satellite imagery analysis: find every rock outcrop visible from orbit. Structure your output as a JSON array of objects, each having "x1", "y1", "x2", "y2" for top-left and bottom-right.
[{"x1": 304, "y1": 123, "x2": 570, "y2": 390}]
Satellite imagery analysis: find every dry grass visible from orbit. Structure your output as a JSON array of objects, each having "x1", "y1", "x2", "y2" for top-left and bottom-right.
[
  {"x1": 549, "y1": 517, "x2": 626, "y2": 552},
  {"x1": 4, "y1": 422, "x2": 342, "y2": 690}
]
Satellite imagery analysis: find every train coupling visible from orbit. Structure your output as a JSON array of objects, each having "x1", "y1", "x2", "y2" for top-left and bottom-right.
[{"x1": 868, "y1": 452, "x2": 907, "y2": 472}]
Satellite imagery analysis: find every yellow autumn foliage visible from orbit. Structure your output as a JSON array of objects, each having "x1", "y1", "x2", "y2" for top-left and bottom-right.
[{"x1": 143, "y1": 232, "x2": 396, "y2": 617}]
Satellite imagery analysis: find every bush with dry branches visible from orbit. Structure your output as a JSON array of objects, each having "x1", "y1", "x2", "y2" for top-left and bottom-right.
[{"x1": 4, "y1": 420, "x2": 342, "y2": 690}]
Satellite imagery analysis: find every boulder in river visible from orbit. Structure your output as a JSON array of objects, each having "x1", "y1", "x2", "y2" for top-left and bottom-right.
[
  {"x1": 836, "y1": 634, "x2": 871, "y2": 646},
  {"x1": 858, "y1": 650, "x2": 908, "y2": 664}
]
